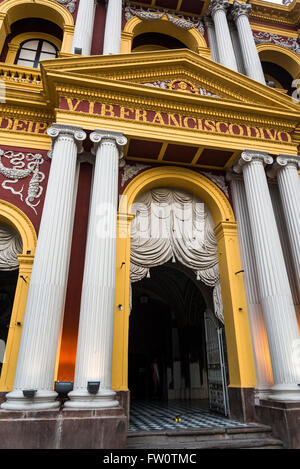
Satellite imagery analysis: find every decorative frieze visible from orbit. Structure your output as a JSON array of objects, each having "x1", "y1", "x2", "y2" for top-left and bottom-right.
[
  {"x1": 253, "y1": 31, "x2": 300, "y2": 56},
  {"x1": 0, "y1": 149, "x2": 46, "y2": 214},
  {"x1": 124, "y1": 4, "x2": 204, "y2": 34},
  {"x1": 141, "y1": 79, "x2": 221, "y2": 97}
]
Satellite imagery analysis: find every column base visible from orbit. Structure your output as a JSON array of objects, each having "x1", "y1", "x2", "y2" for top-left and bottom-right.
[
  {"x1": 254, "y1": 386, "x2": 272, "y2": 404},
  {"x1": 255, "y1": 399, "x2": 300, "y2": 448},
  {"x1": 64, "y1": 389, "x2": 119, "y2": 409},
  {"x1": 0, "y1": 390, "x2": 60, "y2": 411},
  {"x1": 268, "y1": 384, "x2": 300, "y2": 401}
]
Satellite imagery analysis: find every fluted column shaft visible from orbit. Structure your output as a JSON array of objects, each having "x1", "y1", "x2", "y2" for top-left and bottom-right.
[
  {"x1": 103, "y1": 0, "x2": 123, "y2": 55},
  {"x1": 234, "y1": 151, "x2": 300, "y2": 401},
  {"x1": 231, "y1": 1, "x2": 266, "y2": 84},
  {"x1": 230, "y1": 176, "x2": 273, "y2": 396},
  {"x1": 209, "y1": 0, "x2": 238, "y2": 72},
  {"x1": 72, "y1": 0, "x2": 97, "y2": 55},
  {"x1": 228, "y1": 20, "x2": 246, "y2": 74},
  {"x1": 1, "y1": 124, "x2": 86, "y2": 411},
  {"x1": 65, "y1": 130, "x2": 127, "y2": 409},
  {"x1": 270, "y1": 155, "x2": 300, "y2": 299},
  {"x1": 204, "y1": 15, "x2": 220, "y2": 63}
]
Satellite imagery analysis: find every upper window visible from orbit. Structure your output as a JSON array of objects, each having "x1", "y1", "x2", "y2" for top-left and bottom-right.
[{"x1": 14, "y1": 39, "x2": 57, "y2": 68}]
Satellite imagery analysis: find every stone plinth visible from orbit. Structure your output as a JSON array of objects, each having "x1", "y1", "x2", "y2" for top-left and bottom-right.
[
  {"x1": 255, "y1": 399, "x2": 300, "y2": 449},
  {"x1": 0, "y1": 406, "x2": 127, "y2": 449}
]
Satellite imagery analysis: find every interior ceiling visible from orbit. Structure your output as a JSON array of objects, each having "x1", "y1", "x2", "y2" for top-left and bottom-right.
[{"x1": 125, "y1": 138, "x2": 237, "y2": 169}]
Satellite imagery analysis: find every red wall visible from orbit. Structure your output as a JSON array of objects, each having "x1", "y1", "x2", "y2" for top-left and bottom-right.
[{"x1": 57, "y1": 162, "x2": 93, "y2": 381}]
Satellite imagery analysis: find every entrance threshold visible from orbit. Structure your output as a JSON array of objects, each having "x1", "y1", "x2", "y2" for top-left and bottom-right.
[{"x1": 129, "y1": 400, "x2": 249, "y2": 432}]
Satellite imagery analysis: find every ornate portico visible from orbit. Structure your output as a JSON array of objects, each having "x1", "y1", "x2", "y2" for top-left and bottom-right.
[{"x1": 0, "y1": 0, "x2": 299, "y2": 450}]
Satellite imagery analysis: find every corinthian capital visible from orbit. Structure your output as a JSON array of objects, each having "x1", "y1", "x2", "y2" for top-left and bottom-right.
[
  {"x1": 233, "y1": 150, "x2": 273, "y2": 173},
  {"x1": 90, "y1": 129, "x2": 128, "y2": 166},
  {"x1": 208, "y1": 0, "x2": 230, "y2": 18},
  {"x1": 231, "y1": 1, "x2": 252, "y2": 21}
]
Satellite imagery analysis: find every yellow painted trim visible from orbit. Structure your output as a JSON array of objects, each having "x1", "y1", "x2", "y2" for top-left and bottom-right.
[
  {"x1": 0, "y1": 200, "x2": 37, "y2": 392},
  {"x1": 112, "y1": 166, "x2": 256, "y2": 391},
  {"x1": 0, "y1": 131, "x2": 51, "y2": 150},
  {"x1": 257, "y1": 43, "x2": 300, "y2": 80},
  {"x1": 121, "y1": 15, "x2": 207, "y2": 55},
  {"x1": 6, "y1": 32, "x2": 62, "y2": 65},
  {"x1": 0, "y1": 0, "x2": 74, "y2": 55}
]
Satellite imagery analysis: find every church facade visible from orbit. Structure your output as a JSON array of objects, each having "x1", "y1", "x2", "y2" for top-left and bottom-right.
[{"x1": 0, "y1": 0, "x2": 299, "y2": 449}]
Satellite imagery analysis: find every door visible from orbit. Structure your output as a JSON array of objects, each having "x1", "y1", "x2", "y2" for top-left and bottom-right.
[{"x1": 204, "y1": 310, "x2": 229, "y2": 416}]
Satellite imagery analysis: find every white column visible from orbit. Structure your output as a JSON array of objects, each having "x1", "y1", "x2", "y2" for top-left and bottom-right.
[
  {"x1": 1, "y1": 124, "x2": 86, "y2": 411},
  {"x1": 230, "y1": 175, "x2": 273, "y2": 399},
  {"x1": 233, "y1": 150, "x2": 300, "y2": 401},
  {"x1": 228, "y1": 19, "x2": 246, "y2": 75},
  {"x1": 231, "y1": 1, "x2": 266, "y2": 84},
  {"x1": 268, "y1": 155, "x2": 300, "y2": 300},
  {"x1": 72, "y1": 0, "x2": 97, "y2": 55},
  {"x1": 204, "y1": 15, "x2": 220, "y2": 63},
  {"x1": 209, "y1": 0, "x2": 238, "y2": 72},
  {"x1": 65, "y1": 130, "x2": 127, "y2": 409},
  {"x1": 103, "y1": 0, "x2": 123, "y2": 55}
]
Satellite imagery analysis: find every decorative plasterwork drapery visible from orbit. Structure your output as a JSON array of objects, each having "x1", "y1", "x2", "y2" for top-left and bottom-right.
[
  {"x1": 125, "y1": 4, "x2": 205, "y2": 35},
  {"x1": 253, "y1": 31, "x2": 300, "y2": 56},
  {"x1": 0, "y1": 225, "x2": 22, "y2": 271},
  {"x1": 56, "y1": 0, "x2": 77, "y2": 14},
  {"x1": 130, "y1": 188, "x2": 224, "y2": 323}
]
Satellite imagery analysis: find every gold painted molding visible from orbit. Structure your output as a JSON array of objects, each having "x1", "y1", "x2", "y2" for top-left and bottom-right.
[
  {"x1": 121, "y1": 14, "x2": 207, "y2": 55},
  {"x1": 0, "y1": 0, "x2": 74, "y2": 55},
  {"x1": 257, "y1": 43, "x2": 300, "y2": 80},
  {"x1": 5, "y1": 32, "x2": 62, "y2": 65}
]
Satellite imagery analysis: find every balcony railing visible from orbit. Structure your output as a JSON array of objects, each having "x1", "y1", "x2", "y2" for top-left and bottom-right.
[{"x1": 0, "y1": 64, "x2": 42, "y2": 89}]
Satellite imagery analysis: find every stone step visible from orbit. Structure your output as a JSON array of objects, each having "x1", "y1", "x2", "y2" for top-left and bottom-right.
[
  {"x1": 127, "y1": 425, "x2": 283, "y2": 449},
  {"x1": 127, "y1": 437, "x2": 283, "y2": 449}
]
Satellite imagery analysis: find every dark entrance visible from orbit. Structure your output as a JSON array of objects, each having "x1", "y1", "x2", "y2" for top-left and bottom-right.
[
  {"x1": 128, "y1": 263, "x2": 229, "y2": 414},
  {"x1": 0, "y1": 269, "x2": 19, "y2": 375}
]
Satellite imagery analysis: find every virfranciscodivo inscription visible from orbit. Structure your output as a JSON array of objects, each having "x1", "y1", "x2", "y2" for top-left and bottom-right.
[{"x1": 60, "y1": 97, "x2": 291, "y2": 143}]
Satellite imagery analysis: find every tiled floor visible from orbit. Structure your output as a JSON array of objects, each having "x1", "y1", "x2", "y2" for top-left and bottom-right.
[{"x1": 129, "y1": 400, "x2": 249, "y2": 432}]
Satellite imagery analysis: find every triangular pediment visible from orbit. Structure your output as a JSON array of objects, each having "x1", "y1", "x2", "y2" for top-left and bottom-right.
[{"x1": 41, "y1": 49, "x2": 299, "y2": 112}]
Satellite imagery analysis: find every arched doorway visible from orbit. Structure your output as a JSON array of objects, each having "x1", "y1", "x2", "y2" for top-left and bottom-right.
[
  {"x1": 127, "y1": 186, "x2": 230, "y2": 425},
  {"x1": 112, "y1": 166, "x2": 256, "y2": 423},
  {"x1": 129, "y1": 262, "x2": 230, "y2": 420}
]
